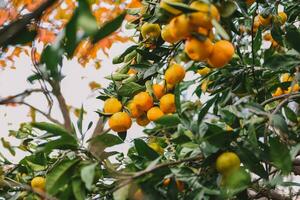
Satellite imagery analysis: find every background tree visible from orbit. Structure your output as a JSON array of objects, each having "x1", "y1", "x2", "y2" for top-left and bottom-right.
[{"x1": 1, "y1": 0, "x2": 300, "y2": 199}]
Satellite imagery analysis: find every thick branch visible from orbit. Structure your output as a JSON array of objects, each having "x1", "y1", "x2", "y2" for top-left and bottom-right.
[
  {"x1": 261, "y1": 92, "x2": 300, "y2": 106},
  {"x1": 0, "y1": 0, "x2": 58, "y2": 47}
]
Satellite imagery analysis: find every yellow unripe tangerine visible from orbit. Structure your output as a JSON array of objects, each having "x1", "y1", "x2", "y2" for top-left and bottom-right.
[
  {"x1": 152, "y1": 84, "x2": 165, "y2": 99},
  {"x1": 147, "y1": 106, "x2": 164, "y2": 121},
  {"x1": 127, "y1": 102, "x2": 143, "y2": 118},
  {"x1": 136, "y1": 114, "x2": 150, "y2": 126},
  {"x1": 133, "y1": 92, "x2": 154, "y2": 112},
  {"x1": 197, "y1": 67, "x2": 211, "y2": 76},
  {"x1": 189, "y1": 1, "x2": 220, "y2": 29},
  {"x1": 184, "y1": 37, "x2": 214, "y2": 61},
  {"x1": 103, "y1": 98, "x2": 122, "y2": 114},
  {"x1": 278, "y1": 12, "x2": 287, "y2": 24},
  {"x1": 258, "y1": 14, "x2": 272, "y2": 26},
  {"x1": 31, "y1": 177, "x2": 46, "y2": 190},
  {"x1": 280, "y1": 73, "x2": 293, "y2": 82},
  {"x1": 160, "y1": 93, "x2": 176, "y2": 114},
  {"x1": 272, "y1": 87, "x2": 283, "y2": 97},
  {"x1": 160, "y1": 0, "x2": 182, "y2": 15},
  {"x1": 108, "y1": 112, "x2": 132, "y2": 132},
  {"x1": 169, "y1": 15, "x2": 194, "y2": 40},
  {"x1": 216, "y1": 152, "x2": 241, "y2": 174},
  {"x1": 208, "y1": 40, "x2": 235, "y2": 68},
  {"x1": 148, "y1": 143, "x2": 164, "y2": 155},
  {"x1": 141, "y1": 23, "x2": 161, "y2": 40},
  {"x1": 161, "y1": 25, "x2": 179, "y2": 44},
  {"x1": 165, "y1": 63, "x2": 186, "y2": 85}
]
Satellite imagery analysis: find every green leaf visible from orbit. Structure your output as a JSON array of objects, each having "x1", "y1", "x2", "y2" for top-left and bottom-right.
[
  {"x1": 46, "y1": 159, "x2": 80, "y2": 195},
  {"x1": 31, "y1": 122, "x2": 71, "y2": 137},
  {"x1": 198, "y1": 96, "x2": 217, "y2": 125},
  {"x1": 270, "y1": 114, "x2": 288, "y2": 134},
  {"x1": 65, "y1": 0, "x2": 98, "y2": 57},
  {"x1": 118, "y1": 82, "x2": 145, "y2": 97},
  {"x1": 72, "y1": 178, "x2": 86, "y2": 200},
  {"x1": 81, "y1": 163, "x2": 97, "y2": 190},
  {"x1": 92, "y1": 12, "x2": 126, "y2": 43},
  {"x1": 264, "y1": 53, "x2": 300, "y2": 69},
  {"x1": 220, "y1": 0, "x2": 237, "y2": 18},
  {"x1": 174, "y1": 84, "x2": 181, "y2": 114},
  {"x1": 155, "y1": 114, "x2": 181, "y2": 126},
  {"x1": 286, "y1": 25, "x2": 300, "y2": 53},
  {"x1": 89, "y1": 133, "x2": 123, "y2": 147},
  {"x1": 253, "y1": 28, "x2": 262, "y2": 52},
  {"x1": 113, "y1": 45, "x2": 138, "y2": 64},
  {"x1": 223, "y1": 168, "x2": 251, "y2": 197},
  {"x1": 284, "y1": 106, "x2": 298, "y2": 123},
  {"x1": 271, "y1": 24, "x2": 284, "y2": 46},
  {"x1": 136, "y1": 49, "x2": 162, "y2": 61},
  {"x1": 41, "y1": 45, "x2": 63, "y2": 80},
  {"x1": 77, "y1": 106, "x2": 84, "y2": 135},
  {"x1": 212, "y1": 19, "x2": 230, "y2": 40},
  {"x1": 237, "y1": 145, "x2": 268, "y2": 179},
  {"x1": 269, "y1": 137, "x2": 292, "y2": 174},
  {"x1": 134, "y1": 139, "x2": 159, "y2": 160},
  {"x1": 165, "y1": 2, "x2": 198, "y2": 13},
  {"x1": 3, "y1": 29, "x2": 36, "y2": 46}
]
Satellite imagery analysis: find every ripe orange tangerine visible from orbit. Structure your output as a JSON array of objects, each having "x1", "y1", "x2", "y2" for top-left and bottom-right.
[
  {"x1": 147, "y1": 106, "x2": 164, "y2": 121},
  {"x1": 161, "y1": 25, "x2": 179, "y2": 44},
  {"x1": 208, "y1": 40, "x2": 234, "y2": 68},
  {"x1": 160, "y1": 93, "x2": 176, "y2": 114},
  {"x1": 136, "y1": 114, "x2": 150, "y2": 126},
  {"x1": 165, "y1": 63, "x2": 186, "y2": 85},
  {"x1": 169, "y1": 14, "x2": 194, "y2": 40},
  {"x1": 185, "y1": 37, "x2": 214, "y2": 61},
  {"x1": 133, "y1": 92, "x2": 154, "y2": 112},
  {"x1": 108, "y1": 112, "x2": 132, "y2": 132},
  {"x1": 152, "y1": 84, "x2": 165, "y2": 99},
  {"x1": 103, "y1": 97, "x2": 122, "y2": 114},
  {"x1": 127, "y1": 102, "x2": 143, "y2": 118}
]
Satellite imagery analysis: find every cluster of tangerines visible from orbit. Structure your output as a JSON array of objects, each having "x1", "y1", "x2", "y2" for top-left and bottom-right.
[
  {"x1": 104, "y1": 62, "x2": 185, "y2": 133},
  {"x1": 272, "y1": 73, "x2": 300, "y2": 97},
  {"x1": 253, "y1": 11, "x2": 288, "y2": 47},
  {"x1": 140, "y1": 0, "x2": 235, "y2": 68}
]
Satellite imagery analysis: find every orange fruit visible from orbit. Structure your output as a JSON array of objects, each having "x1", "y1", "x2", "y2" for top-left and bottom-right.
[
  {"x1": 280, "y1": 73, "x2": 293, "y2": 82},
  {"x1": 161, "y1": 25, "x2": 179, "y2": 44},
  {"x1": 208, "y1": 40, "x2": 235, "y2": 68},
  {"x1": 272, "y1": 87, "x2": 283, "y2": 97},
  {"x1": 258, "y1": 14, "x2": 272, "y2": 26},
  {"x1": 128, "y1": 68, "x2": 137, "y2": 75},
  {"x1": 160, "y1": 0, "x2": 182, "y2": 15},
  {"x1": 185, "y1": 37, "x2": 214, "y2": 61},
  {"x1": 31, "y1": 177, "x2": 46, "y2": 190},
  {"x1": 169, "y1": 15, "x2": 194, "y2": 40},
  {"x1": 165, "y1": 63, "x2": 186, "y2": 85},
  {"x1": 198, "y1": 27, "x2": 214, "y2": 40},
  {"x1": 263, "y1": 33, "x2": 272, "y2": 41},
  {"x1": 160, "y1": 93, "x2": 176, "y2": 113},
  {"x1": 197, "y1": 67, "x2": 211, "y2": 76},
  {"x1": 216, "y1": 152, "x2": 240, "y2": 175},
  {"x1": 278, "y1": 12, "x2": 287, "y2": 24},
  {"x1": 103, "y1": 98, "x2": 122, "y2": 114},
  {"x1": 163, "y1": 178, "x2": 171, "y2": 186},
  {"x1": 133, "y1": 92, "x2": 154, "y2": 111},
  {"x1": 141, "y1": 23, "x2": 161, "y2": 40},
  {"x1": 245, "y1": 0, "x2": 255, "y2": 5},
  {"x1": 284, "y1": 83, "x2": 300, "y2": 94},
  {"x1": 127, "y1": 102, "x2": 143, "y2": 118},
  {"x1": 176, "y1": 180, "x2": 185, "y2": 192},
  {"x1": 147, "y1": 107, "x2": 164, "y2": 121},
  {"x1": 136, "y1": 114, "x2": 150, "y2": 126},
  {"x1": 108, "y1": 112, "x2": 132, "y2": 132},
  {"x1": 189, "y1": 1, "x2": 220, "y2": 29},
  {"x1": 133, "y1": 188, "x2": 144, "y2": 200},
  {"x1": 153, "y1": 84, "x2": 165, "y2": 99}
]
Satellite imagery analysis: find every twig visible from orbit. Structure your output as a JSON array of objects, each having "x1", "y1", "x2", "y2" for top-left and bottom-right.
[
  {"x1": 111, "y1": 155, "x2": 203, "y2": 193},
  {"x1": 4, "y1": 177, "x2": 58, "y2": 200},
  {"x1": 0, "y1": 0, "x2": 59, "y2": 47},
  {"x1": 0, "y1": 89, "x2": 43, "y2": 104},
  {"x1": 261, "y1": 92, "x2": 300, "y2": 106},
  {"x1": 272, "y1": 94, "x2": 300, "y2": 114}
]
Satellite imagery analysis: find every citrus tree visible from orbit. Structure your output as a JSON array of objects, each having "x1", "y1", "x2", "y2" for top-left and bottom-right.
[{"x1": 1, "y1": 0, "x2": 300, "y2": 199}]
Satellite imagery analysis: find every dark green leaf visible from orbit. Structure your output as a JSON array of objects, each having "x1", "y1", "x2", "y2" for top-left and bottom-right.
[
  {"x1": 155, "y1": 114, "x2": 181, "y2": 126},
  {"x1": 136, "y1": 49, "x2": 162, "y2": 61},
  {"x1": 134, "y1": 139, "x2": 159, "y2": 160},
  {"x1": 118, "y1": 82, "x2": 145, "y2": 97},
  {"x1": 284, "y1": 106, "x2": 298, "y2": 123},
  {"x1": 113, "y1": 45, "x2": 138, "y2": 64},
  {"x1": 270, "y1": 114, "x2": 288, "y2": 134},
  {"x1": 286, "y1": 25, "x2": 300, "y2": 53},
  {"x1": 72, "y1": 178, "x2": 86, "y2": 200},
  {"x1": 89, "y1": 133, "x2": 123, "y2": 147},
  {"x1": 269, "y1": 137, "x2": 292, "y2": 174},
  {"x1": 253, "y1": 28, "x2": 262, "y2": 52},
  {"x1": 46, "y1": 159, "x2": 79, "y2": 195},
  {"x1": 165, "y1": 2, "x2": 198, "y2": 13},
  {"x1": 198, "y1": 96, "x2": 217, "y2": 125},
  {"x1": 174, "y1": 84, "x2": 181, "y2": 114},
  {"x1": 92, "y1": 12, "x2": 126, "y2": 43},
  {"x1": 81, "y1": 163, "x2": 97, "y2": 190}
]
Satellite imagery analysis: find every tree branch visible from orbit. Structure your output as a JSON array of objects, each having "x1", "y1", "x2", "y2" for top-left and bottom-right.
[
  {"x1": 0, "y1": 0, "x2": 59, "y2": 47},
  {"x1": 261, "y1": 92, "x2": 300, "y2": 106},
  {"x1": 0, "y1": 89, "x2": 43, "y2": 104}
]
